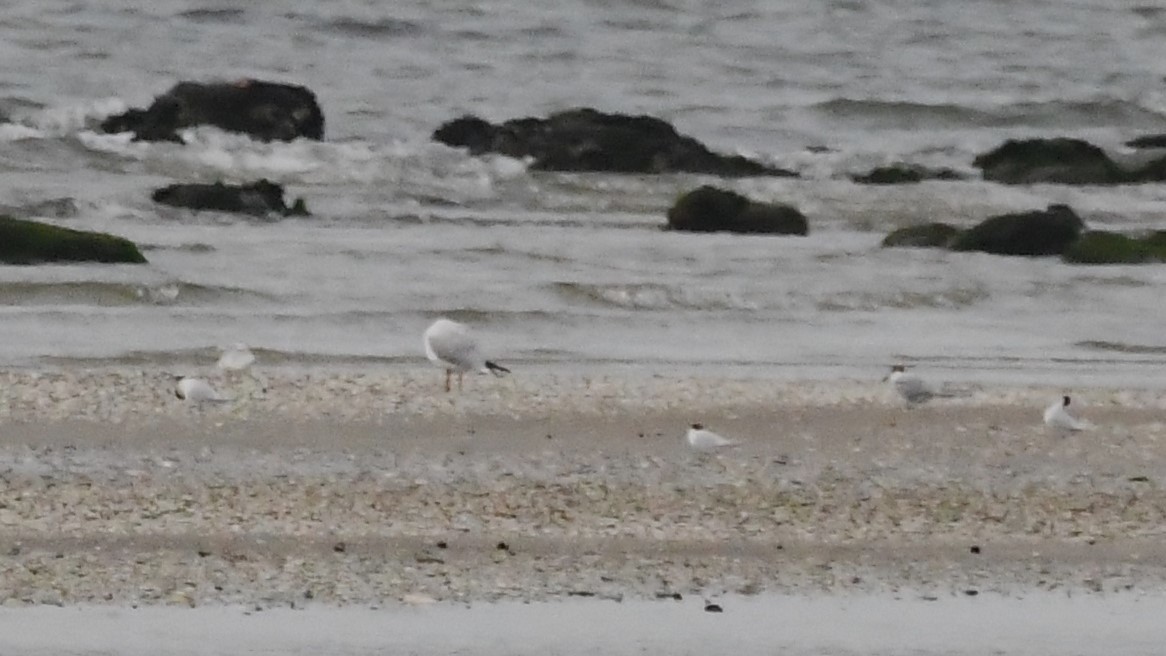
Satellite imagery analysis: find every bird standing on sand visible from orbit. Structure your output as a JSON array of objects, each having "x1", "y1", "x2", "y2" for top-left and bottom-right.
[
  {"x1": 884, "y1": 364, "x2": 953, "y2": 406},
  {"x1": 686, "y1": 423, "x2": 737, "y2": 451},
  {"x1": 423, "y1": 318, "x2": 511, "y2": 392},
  {"x1": 1043, "y1": 395, "x2": 1092, "y2": 433},
  {"x1": 174, "y1": 376, "x2": 231, "y2": 403}
]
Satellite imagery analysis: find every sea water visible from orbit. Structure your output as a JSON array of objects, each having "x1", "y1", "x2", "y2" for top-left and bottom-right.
[{"x1": 2, "y1": 0, "x2": 1166, "y2": 386}]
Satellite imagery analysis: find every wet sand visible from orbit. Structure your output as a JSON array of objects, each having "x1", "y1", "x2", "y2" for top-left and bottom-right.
[
  {"x1": 3, "y1": 592, "x2": 1166, "y2": 656},
  {"x1": 1, "y1": 367, "x2": 1165, "y2": 615}
]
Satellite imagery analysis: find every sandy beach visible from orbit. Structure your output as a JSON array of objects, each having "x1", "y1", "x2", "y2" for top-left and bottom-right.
[{"x1": 1, "y1": 366, "x2": 1165, "y2": 614}]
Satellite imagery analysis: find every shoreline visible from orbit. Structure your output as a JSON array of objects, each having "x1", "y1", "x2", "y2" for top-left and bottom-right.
[
  {"x1": 6, "y1": 591, "x2": 1166, "y2": 656},
  {"x1": 1, "y1": 367, "x2": 1165, "y2": 609}
]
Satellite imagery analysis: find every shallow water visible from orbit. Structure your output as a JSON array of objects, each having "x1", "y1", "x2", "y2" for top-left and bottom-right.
[
  {"x1": 3, "y1": 593, "x2": 1165, "y2": 656},
  {"x1": 3, "y1": 1, "x2": 1166, "y2": 385}
]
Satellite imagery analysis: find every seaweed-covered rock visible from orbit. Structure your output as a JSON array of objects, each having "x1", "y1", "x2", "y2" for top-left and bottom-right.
[
  {"x1": 101, "y1": 79, "x2": 324, "y2": 143},
  {"x1": 151, "y1": 180, "x2": 309, "y2": 217},
  {"x1": 1141, "y1": 230, "x2": 1166, "y2": 249},
  {"x1": 881, "y1": 223, "x2": 962, "y2": 248},
  {"x1": 666, "y1": 186, "x2": 808, "y2": 235},
  {"x1": 973, "y1": 138, "x2": 1127, "y2": 185},
  {"x1": 1062, "y1": 231, "x2": 1166, "y2": 265},
  {"x1": 0, "y1": 216, "x2": 146, "y2": 265},
  {"x1": 433, "y1": 108, "x2": 797, "y2": 177},
  {"x1": 951, "y1": 204, "x2": 1084, "y2": 256},
  {"x1": 851, "y1": 165, "x2": 964, "y2": 185}
]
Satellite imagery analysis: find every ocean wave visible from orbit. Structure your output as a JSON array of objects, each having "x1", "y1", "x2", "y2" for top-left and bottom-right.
[
  {"x1": 313, "y1": 16, "x2": 428, "y2": 39},
  {"x1": 139, "y1": 243, "x2": 216, "y2": 254},
  {"x1": 175, "y1": 8, "x2": 247, "y2": 24},
  {"x1": 809, "y1": 97, "x2": 1166, "y2": 130},
  {"x1": 816, "y1": 286, "x2": 989, "y2": 312},
  {"x1": 1076, "y1": 340, "x2": 1166, "y2": 355},
  {"x1": 41, "y1": 348, "x2": 405, "y2": 369},
  {"x1": 0, "y1": 97, "x2": 128, "y2": 140},
  {"x1": 0, "y1": 197, "x2": 79, "y2": 219},
  {"x1": 73, "y1": 127, "x2": 526, "y2": 202},
  {"x1": 0, "y1": 281, "x2": 272, "y2": 307},
  {"x1": 551, "y1": 282, "x2": 758, "y2": 311}
]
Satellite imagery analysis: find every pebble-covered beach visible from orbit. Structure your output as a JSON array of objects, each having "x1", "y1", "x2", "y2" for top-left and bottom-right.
[{"x1": 2, "y1": 367, "x2": 1166, "y2": 609}]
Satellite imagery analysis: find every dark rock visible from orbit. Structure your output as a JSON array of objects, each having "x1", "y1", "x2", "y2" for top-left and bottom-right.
[
  {"x1": 703, "y1": 602, "x2": 724, "y2": 613},
  {"x1": 433, "y1": 108, "x2": 797, "y2": 177},
  {"x1": 969, "y1": 545, "x2": 981, "y2": 555},
  {"x1": 101, "y1": 79, "x2": 324, "y2": 143},
  {"x1": 1062, "y1": 231, "x2": 1166, "y2": 265},
  {"x1": 1124, "y1": 134, "x2": 1166, "y2": 149},
  {"x1": 882, "y1": 222, "x2": 961, "y2": 248},
  {"x1": 666, "y1": 186, "x2": 808, "y2": 235},
  {"x1": 851, "y1": 164, "x2": 964, "y2": 185},
  {"x1": 151, "y1": 180, "x2": 309, "y2": 217},
  {"x1": 0, "y1": 216, "x2": 147, "y2": 265},
  {"x1": 973, "y1": 138, "x2": 1127, "y2": 185},
  {"x1": 1127, "y1": 154, "x2": 1166, "y2": 183},
  {"x1": 951, "y1": 204, "x2": 1084, "y2": 256}
]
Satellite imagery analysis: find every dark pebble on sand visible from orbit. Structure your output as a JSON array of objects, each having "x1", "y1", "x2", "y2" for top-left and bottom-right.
[
  {"x1": 970, "y1": 545, "x2": 981, "y2": 554},
  {"x1": 436, "y1": 541, "x2": 448, "y2": 549},
  {"x1": 704, "y1": 603, "x2": 723, "y2": 613},
  {"x1": 333, "y1": 542, "x2": 347, "y2": 553},
  {"x1": 964, "y1": 589, "x2": 979, "y2": 596}
]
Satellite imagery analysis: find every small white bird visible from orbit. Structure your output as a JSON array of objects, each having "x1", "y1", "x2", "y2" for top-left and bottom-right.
[
  {"x1": 884, "y1": 364, "x2": 955, "y2": 406},
  {"x1": 1043, "y1": 395, "x2": 1092, "y2": 433},
  {"x1": 423, "y1": 318, "x2": 511, "y2": 392},
  {"x1": 216, "y1": 343, "x2": 256, "y2": 371},
  {"x1": 174, "y1": 377, "x2": 231, "y2": 404},
  {"x1": 686, "y1": 423, "x2": 737, "y2": 451}
]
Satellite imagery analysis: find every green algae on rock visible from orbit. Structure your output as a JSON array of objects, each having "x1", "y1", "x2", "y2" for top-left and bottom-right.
[
  {"x1": 881, "y1": 222, "x2": 962, "y2": 248},
  {"x1": 0, "y1": 216, "x2": 147, "y2": 265},
  {"x1": 1062, "y1": 231, "x2": 1166, "y2": 265}
]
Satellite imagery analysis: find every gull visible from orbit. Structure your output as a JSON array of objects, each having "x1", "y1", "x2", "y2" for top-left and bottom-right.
[
  {"x1": 1043, "y1": 395, "x2": 1093, "y2": 433},
  {"x1": 174, "y1": 376, "x2": 231, "y2": 404},
  {"x1": 686, "y1": 423, "x2": 737, "y2": 451},
  {"x1": 423, "y1": 318, "x2": 511, "y2": 392},
  {"x1": 884, "y1": 364, "x2": 957, "y2": 406},
  {"x1": 216, "y1": 343, "x2": 256, "y2": 371}
]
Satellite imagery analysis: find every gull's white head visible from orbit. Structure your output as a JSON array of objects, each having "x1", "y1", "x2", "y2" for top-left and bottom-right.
[
  {"x1": 884, "y1": 364, "x2": 907, "y2": 382},
  {"x1": 1044, "y1": 394, "x2": 1091, "y2": 432}
]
